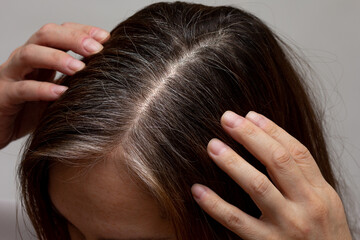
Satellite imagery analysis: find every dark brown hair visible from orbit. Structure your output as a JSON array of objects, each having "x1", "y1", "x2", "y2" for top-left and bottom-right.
[{"x1": 19, "y1": 2, "x2": 337, "y2": 239}]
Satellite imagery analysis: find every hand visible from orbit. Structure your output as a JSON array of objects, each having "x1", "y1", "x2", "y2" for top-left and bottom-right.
[
  {"x1": 0, "y1": 22, "x2": 110, "y2": 149},
  {"x1": 191, "y1": 111, "x2": 352, "y2": 240}
]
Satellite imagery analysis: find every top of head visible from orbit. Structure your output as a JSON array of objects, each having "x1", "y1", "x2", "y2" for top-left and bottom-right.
[
  {"x1": 29, "y1": 2, "x2": 299, "y2": 163},
  {"x1": 20, "y1": 2, "x2": 333, "y2": 240}
]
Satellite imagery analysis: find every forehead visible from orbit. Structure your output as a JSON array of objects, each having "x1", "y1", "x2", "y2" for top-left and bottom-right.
[{"x1": 48, "y1": 156, "x2": 173, "y2": 238}]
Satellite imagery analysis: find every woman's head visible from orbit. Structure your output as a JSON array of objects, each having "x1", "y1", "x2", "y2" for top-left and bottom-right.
[{"x1": 19, "y1": 2, "x2": 336, "y2": 239}]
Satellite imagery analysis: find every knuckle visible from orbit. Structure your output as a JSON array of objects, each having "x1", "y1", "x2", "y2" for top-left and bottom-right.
[
  {"x1": 328, "y1": 191, "x2": 347, "y2": 220},
  {"x1": 18, "y1": 44, "x2": 36, "y2": 62},
  {"x1": 309, "y1": 197, "x2": 328, "y2": 222},
  {"x1": 264, "y1": 123, "x2": 280, "y2": 139},
  {"x1": 8, "y1": 46, "x2": 22, "y2": 60},
  {"x1": 208, "y1": 198, "x2": 221, "y2": 212},
  {"x1": 49, "y1": 51, "x2": 64, "y2": 67},
  {"x1": 221, "y1": 153, "x2": 238, "y2": 169},
  {"x1": 287, "y1": 217, "x2": 312, "y2": 237},
  {"x1": 61, "y1": 22, "x2": 73, "y2": 27},
  {"x1": 328, "y1": 189, "x2": 344, "y2": 209},
  {"x1": 298, "y1": 224, "x2": 312, "y2": 237},
  {"x1": 15, "y1": 81, "x2": 28, "y2": 96},
  {"x1": 224, "y1": 212, "x2": 243, "y2": 229},
  {"x1": 251, "y1": 174, "x2": 270, "y2": 196},
  {"x1": 37, "y1": 23, "x2": 57, "y2": 38},
  {"x1": 239, "y1": 120, "x2": 257, "y2": 138},
  {"x1": 272, "y1": 145, "x2": 292, "y2": 170},
  {"x1": 289, "y1": 143, "x2": 311, "y2": 161}
]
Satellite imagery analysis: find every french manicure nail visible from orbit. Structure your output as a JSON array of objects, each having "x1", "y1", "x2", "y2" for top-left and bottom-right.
[
  {"x1": 83, "y1": 38, "x2": 103, "y2": 53},
  {"x1": 208, "y1": 139, "x2": 227, "y2": 155},
  {"x1": 191, "y1": 184, "x2": 206, "y2": 200},
  {"x1": 222, "y1": 111, "x2": 244, "y2": 128},
  {"x1": 52, "y1": 85, "x2": 68, "y2": 96},
  {"x1": 68, "y1": 59, "x2": 85, "y2": 72}
]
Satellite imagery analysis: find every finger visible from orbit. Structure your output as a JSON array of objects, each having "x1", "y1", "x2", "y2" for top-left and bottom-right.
[
  {"x1": 26, "y1": 23, "x2": 109, "y2": 56},
  {"x1": 5, "y1": 80, "x2": 68, "y2": 104},
  {"x1": 191, "y1": 184, "x2": 270, "y2": 240},
  {"x1": 220, "y1": 111, "x2": 310, "y2": 199},
  {"x1": 59, "y1": 22, "x2": 110, "y2": 43},
  {"x1": 6, "y1": 44, "x2": 85, "y2": 79},
  {"x1": 246, "y1": 111, "x2": 326, "y2": 188},
  {"x1": 207, "y1": 138, "x2": 286, "y2": 215}
]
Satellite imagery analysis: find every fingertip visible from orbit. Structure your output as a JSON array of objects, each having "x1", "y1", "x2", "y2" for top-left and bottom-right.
[
  {"x1": 245, "y1": 111, "x2": 258, "y2": 120},
  {"x1": 83, "y1": 37, "x2": 104, "y2": 54},
  {"x1": 221, "y1": 111, "x2": 244, "y2": 128},
  {"x1": 220, "y1": 110, "x2": 234, "y2": 123},
  {"x1": 90, "y1": 28, "x2": 110, "y2": 43},
  {"x1": 207, "y1": 138, "x2": 228, "y2": 156},
  {"x1": 245, "y1": 111, "x2": 266, "y2": 127},
  {"x1": 52, "y1": 85, "x2": 68, "y2": 97},
  {"x1": 67, "y1": 59, "x2": 85, "y2": 73},
  {"x1": 191, "y1": 184, "x2": 207, "y2": 201}
]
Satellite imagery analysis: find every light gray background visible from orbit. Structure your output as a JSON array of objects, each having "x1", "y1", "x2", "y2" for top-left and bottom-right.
[{"x1": 0, "y1": 0, "x2": 359, "y2": 238}]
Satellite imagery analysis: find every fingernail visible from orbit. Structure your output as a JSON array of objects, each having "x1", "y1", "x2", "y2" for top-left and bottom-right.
[
  {"x1": 208, "y1": 139, "x2": 227, "y2": 155},
  {"x1": 68, "y1": 59, "x2": 85, "y2": 72},
  {"x1": 222, "y1": 111, "x2": 244, "y2": 128},
  {"x1": 191, "y1": 184, "x2": 207, "y2": 200},
  {"x1": 83, "y1": 38, "x2": 103, "y2": 53},
  {"x1": 246, "y1": 111, "x2": 266, "y2": 127},
  {"x1": 91, "y1": 29, "x2": 110, "y2": 42},
  {"x1": 52, "y1": 85, "x2": 68, "y2": 96}
]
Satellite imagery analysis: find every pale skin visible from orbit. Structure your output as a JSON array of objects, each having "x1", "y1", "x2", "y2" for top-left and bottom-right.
[
  {"x1": 49, "y1": 154, "x2": 175, "y2": 239},
  {"x1": 0, "y1": 22, "x2": 109, "y2": 149},
  {"x1": 0, "y1": 23, "x2": 353, "y2": 239},
  {"x1": 191, "y1": 111, "x2": 353, "y2": 240}
]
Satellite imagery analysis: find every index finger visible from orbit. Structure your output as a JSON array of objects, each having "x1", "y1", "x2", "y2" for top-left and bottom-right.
[
  {"x1": 59, "y1": 22, "x2": 110, "y2": 43},
  {"x1": 27, "y1": 23, "x2": 110, "y2": 45},
  {"x1": 26, "y1": 23, "x2": 109, "y2": 56}
]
